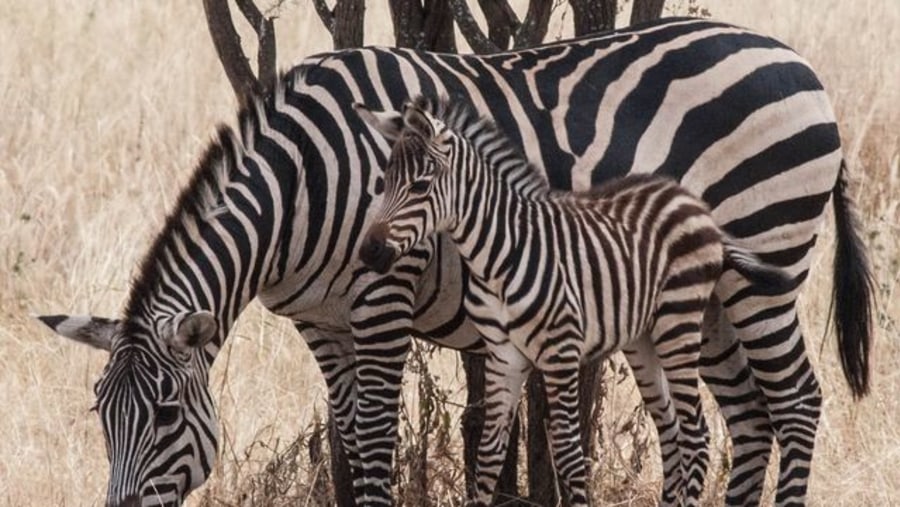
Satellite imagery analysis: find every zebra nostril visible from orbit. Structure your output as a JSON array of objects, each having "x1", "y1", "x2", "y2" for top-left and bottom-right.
[{"x1": 359, "y1": 237, "x2": 385, "y2": 267}]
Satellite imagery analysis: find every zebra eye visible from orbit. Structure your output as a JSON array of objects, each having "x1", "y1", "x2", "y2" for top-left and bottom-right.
[
  {"x1": 155, "y1": 404, "x2": 180, "y2": 427},
  {"x1": 408, "y1": 180, "x2": 431, "y2": 194}
]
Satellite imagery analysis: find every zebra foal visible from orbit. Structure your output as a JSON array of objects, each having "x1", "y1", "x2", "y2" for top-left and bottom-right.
[{"x1": 356, "y1": 97, "x2": 792, "y2": 506}]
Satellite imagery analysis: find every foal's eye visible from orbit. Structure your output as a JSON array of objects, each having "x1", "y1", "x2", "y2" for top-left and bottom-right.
[
  {"x1": 408, "y1": 180, "x2": 431, "y2": 194},
  {"x1": 155, "y1": 404, "x2": 180, "y2": 426}
]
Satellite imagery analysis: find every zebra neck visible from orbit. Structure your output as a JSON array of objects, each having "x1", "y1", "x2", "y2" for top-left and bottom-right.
[
  {"x1": 125, "y1": 131, "x2": 295, "y2": 357},
  {"x1": 450, "y1": 175, "x2": 545, "y2": 287}
]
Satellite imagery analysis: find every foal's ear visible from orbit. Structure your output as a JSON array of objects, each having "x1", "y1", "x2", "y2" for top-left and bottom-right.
[
  {"x1": 400, "y1": 101, "x2": 437, "y2": 140},
  {"x1": 353, "y1": 103, "x2": 404, "y2": 143},
  {"x1": 36, "y1": 314, "x2": 118, "y2": 352}
]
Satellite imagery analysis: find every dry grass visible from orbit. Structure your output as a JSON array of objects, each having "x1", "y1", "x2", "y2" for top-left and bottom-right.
[{"x1": 0, "y1": 1, "x2": 897, "y2": 505}]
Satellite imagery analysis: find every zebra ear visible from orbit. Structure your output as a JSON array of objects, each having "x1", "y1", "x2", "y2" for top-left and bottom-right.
[
  {"x1": 36, "y1": 314, "x2": 117, "y2": 352},
  {"x1": 353, "y1": 103, "x2": 404, "y2": 143},
  {"x1": 167, "y1": 311, "x2": 218, "y2": 355},
  {"x1": 401, "y1": 102, "x2": 436, "y2": 140}
]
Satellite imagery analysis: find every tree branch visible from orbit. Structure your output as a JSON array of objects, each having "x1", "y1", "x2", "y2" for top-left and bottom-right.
[
  {"x1": 312, "y1": 0, "x2": 334, "y2": 34},
  {"x1": 202, "y1": 0, "x2": 262, "y2": 104},
  {"x1": 234, "y1": 0, "x2": 277, "y2": 95},
  {"x1": 569, "y1": 0, "x2": 616, "y2": 36},
  {"x1": 448, "y1": 0, "x2": 500, "y2": 54},
  {"x1": 513, "y1": 0, "x2": 552, "y2": 48},
  {"x1": 332, "y1": 0, "x2": 365, "y2": 49},
  {"x1": 630, "y1": 0, "x2": 666, "y2": 25},
  {"x1": 389, "y1": 0, "x2": 425, "y2": 48},
  {"x1": 478, "y1": 0, "x2": 519, "y2": 50},
  {"x1": 422, "y1": 0, "x2": 456, "y2": 52}
]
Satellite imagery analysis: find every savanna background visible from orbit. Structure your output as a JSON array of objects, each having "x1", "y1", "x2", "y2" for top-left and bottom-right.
[{"x1": 1, "y1": 0, "x2": 897, "y2": 505}]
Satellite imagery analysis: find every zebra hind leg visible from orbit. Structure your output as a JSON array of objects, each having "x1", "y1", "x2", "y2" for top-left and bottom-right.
[
  {"x1": 699, "y1": 299, "x2": 772, "y2": 506},
  {"x1": 622, "y1": 336, "x2": 684, "y2": 506},
  {"x1": 650, "y1": 308, "x2": 707, "y2": 507},
  {"x1": 721, "y1": 292, "x2": 821, "y2": 507},
  {"x1": 469, "y1": 344, "x2": 532, "y2": 507}
]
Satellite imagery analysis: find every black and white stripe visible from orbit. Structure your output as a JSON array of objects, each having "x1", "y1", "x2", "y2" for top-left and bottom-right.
[
  {"x1": 357, "y1": 97, "x2": 792, "y2": 506},
  {"x1": 37, "y1": 16, "x2": 873, "y2": 507}
]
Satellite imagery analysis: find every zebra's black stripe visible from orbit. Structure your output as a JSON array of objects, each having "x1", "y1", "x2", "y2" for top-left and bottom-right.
[{"x1": 38, "y1": 16, "x2": 873, "y2": 507}]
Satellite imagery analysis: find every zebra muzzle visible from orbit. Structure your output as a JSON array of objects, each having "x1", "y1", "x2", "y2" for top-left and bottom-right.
[{"x1": 359, "y1": 234, "x2": 397, "y2": 274}]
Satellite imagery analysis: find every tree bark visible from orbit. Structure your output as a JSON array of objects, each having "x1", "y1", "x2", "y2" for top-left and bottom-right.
[
  {"x1": 513, "y1": 0, "x2": 553, "y2": 49},
  {"x1": 478, "y1": 0, "x2": 519, "y2": 50},
  {"x1": 234, "y1": 0, "x2": 277, "y2": 94},
  {"x1": 448, "y1": 0, "x2": 501, "y2": 53},
  {"x1": 202, "y1": 0, "x2": 264, "y2": 104},
  {"x1": 422, "y1": 0, "x2": 457, "y2": 52},
  {"x1": 333, "y1": 0, "x2": 366, "y2": 49},
  {"x1": 527, "y1": 374, "x2": 556, "y2": 506},
  {"x1": 450, "y1": 0, "x2": 554, "y2": 53},
  {"x1": 631, "y1": 0, "x2": 666, "y2": 25},
  {"x1": 389, "y1": 0, "x2": 456, "y2": 53},
  {"x1": 569, "y1": 0, "x2": 617, "y2": 35},
  {"x1": 389, "y1": 0, "x2": 426, "y2": 48},
  {"x1": 328, "y1": 414, "x2": 356, "y2": 507}
]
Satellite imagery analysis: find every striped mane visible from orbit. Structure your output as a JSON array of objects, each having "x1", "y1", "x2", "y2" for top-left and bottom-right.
[
  {"x1": 410, "y1": 96, "x2": 551, "y2": 197},
  {"x1": 121, "y1": 82, "x2": 282, "y2": 328},
  {"x1": 122, "y1": 124, "x2": 240, "y2": 327}
]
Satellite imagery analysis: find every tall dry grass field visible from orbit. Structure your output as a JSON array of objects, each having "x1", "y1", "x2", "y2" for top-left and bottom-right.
[{"x1": 0, "y1": 1, "x2": 896, "y2": 505}]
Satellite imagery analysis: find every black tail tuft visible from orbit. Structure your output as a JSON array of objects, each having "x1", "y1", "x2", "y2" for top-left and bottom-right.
[{"x1": 832, "y1": 161, "x2": 875, "y2": 398}]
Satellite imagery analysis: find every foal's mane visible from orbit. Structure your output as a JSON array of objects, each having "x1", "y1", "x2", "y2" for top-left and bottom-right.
[{"x1": 409, "y1": 96, "x2": 550, "y2": 196}]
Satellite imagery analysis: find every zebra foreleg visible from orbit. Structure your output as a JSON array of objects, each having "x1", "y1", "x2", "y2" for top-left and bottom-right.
[
  {"x1": 350, "y1": 283, "x2": 418, "y2": 505},
  {"x1": 699, "y1": 300, "x2": 771, "y2": 506},
  {"x1": 301, "y1": 327, "x2": 365, "y2": 502},
  {"x1": 469, "y1": 344, "x2": 532, "y2": 507}
]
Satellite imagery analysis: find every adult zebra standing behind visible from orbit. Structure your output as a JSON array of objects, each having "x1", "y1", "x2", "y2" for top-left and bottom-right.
[
  {"x1": 35, "y1": 17, "x2": 873, "y2": 507},
  {"x1": 356, "y1": 97, "x2": 793, "y2": 506}
]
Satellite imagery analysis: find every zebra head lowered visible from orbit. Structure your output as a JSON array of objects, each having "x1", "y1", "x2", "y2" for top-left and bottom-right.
[{"x1": 37, "y1": 312, "x2": 219, "y2": 507}]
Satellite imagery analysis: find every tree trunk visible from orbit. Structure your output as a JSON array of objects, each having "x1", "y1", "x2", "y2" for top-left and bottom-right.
[
  {"x1": 631, "y1": 0, "x2": 666, "y2": 25},
  {"x1": 513, "y1": 0, "x2": 552, "y2": 49},
  {"x1": 333, "y1": 0, "x2": 365, "y2": 49},
  {"x1": 526, "y1": 373, "x2": 557, "y2": 506},
  {"x1": 478, "y1": 0, "x2": 518, "y2": 50},
  {"x1": 202, "y1": 0, "x2": 263, "y2": 104},
  {"x1": 577, "y1": 360, "x2": 606, "y2": 502},
  {"x1": 422, "y1": 0, "x2": 457, "y2": 52},
  {"x1": 390, "y1": 1, "x2": 456, "y2": 53},
  {"x1": 569, "y1": 0, "x2": 617, "y2": 35},
  {"x1": 329, "y1": 414, "x2": 356, "y2": 507},
  {"x1": 389, "y1": 0, "x2": 426, "y2": 48}
]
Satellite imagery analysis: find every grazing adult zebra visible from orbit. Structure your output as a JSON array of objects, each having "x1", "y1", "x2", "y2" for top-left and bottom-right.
[
  {"x1": 356, "y1": 96, "x2": 793, "y2": 506},
  {"x1": 36, "y1": 17, "x2": 872, "y2": 507}
]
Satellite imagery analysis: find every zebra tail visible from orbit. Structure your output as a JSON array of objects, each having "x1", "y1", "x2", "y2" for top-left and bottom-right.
[
  {"x1": 721, "y1": 239, "x2": 794, "y2": 294},
  {"x1": 831, "y1": 160, "x2": 875, "y2": 399}
]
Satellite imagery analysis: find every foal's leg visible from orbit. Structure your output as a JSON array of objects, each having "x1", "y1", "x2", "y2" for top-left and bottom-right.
[
  {"x1": 623, "y1": 335, "x2": 684, "y2": 506},
  {"x1": 470, "y1": 343, "x2": 532, "y2": 507},
  {"x1": 542, "y1": 360, "x2": 590, "y2": 506},
  {"x1": 651, "y1": 306, "x2": 707, "y2": 507}
]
